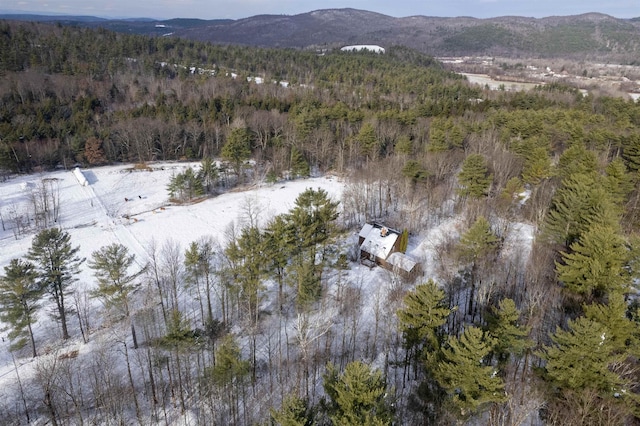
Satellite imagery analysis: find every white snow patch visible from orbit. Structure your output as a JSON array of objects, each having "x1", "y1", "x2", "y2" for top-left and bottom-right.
[{"x1": 341, "y1": 45, "x2": 385, "y2": 53}]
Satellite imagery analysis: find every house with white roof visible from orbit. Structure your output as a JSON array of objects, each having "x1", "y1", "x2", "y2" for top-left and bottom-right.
[{"x1": 358, "y1": 223, "x2": 420, "y2": 279}]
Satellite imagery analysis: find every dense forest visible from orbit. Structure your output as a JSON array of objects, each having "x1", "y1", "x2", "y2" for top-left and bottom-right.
[{"x1": 2, "y1": 19, "x2": 640, "y2": 425}]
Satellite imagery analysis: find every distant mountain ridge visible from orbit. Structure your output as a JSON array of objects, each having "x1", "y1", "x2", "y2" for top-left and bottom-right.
[{"x1": 2, "y1": 8, "x2": 640, "y2": 61}]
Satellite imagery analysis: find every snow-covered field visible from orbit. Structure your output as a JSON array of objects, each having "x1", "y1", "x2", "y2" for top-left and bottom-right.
[
  {"x1": 0, "y1": 162, "x2": 536, "y2": 423},
  {"x1": 0, "y1": 162, "x2": 344, "y2": 275},
  {"x1": 0, "y1": 164, "x2": 343, "y2": 367}
]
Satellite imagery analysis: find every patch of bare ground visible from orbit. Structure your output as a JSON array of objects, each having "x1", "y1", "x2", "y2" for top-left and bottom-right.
[{"x1": 442, "y1": 56, "x2": 640, "y2": 99}]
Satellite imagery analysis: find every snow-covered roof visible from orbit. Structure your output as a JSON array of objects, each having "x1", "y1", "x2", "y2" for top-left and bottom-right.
[
  {"x1": 359, "y1": 223, "x2": 374, "y2": 239},
  {"x1": 359, "y1": 224, "x2": 398, "y2": 260},
  {"x1": 387, "y1": 252, "x2": 418, "y2": 273}
]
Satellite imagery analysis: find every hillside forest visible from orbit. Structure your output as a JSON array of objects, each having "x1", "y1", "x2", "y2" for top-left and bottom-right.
[{"x1": 2, "y1": 20, "x2": 640, "y2": 425}]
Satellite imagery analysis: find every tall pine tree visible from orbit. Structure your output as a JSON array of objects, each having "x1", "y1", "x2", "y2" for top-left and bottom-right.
[
  {"x1": 0, "y1": 258, "x2": 43, "y2": 357},
  {"x1": 457, "y1": 154, "x2": 492, "y2": 198},
  {"x1": 88, "y1": 243, "x2": 145, "y2": 318},
  {"x1": 27, "y1": 228, "x2": 84, "y2": 340},
  {"x1": 398, "y1": 279, "x2": 450, "y2": 355},
  {"x1": 540, "y1": 313, "x2": 640, "y2": 423},
  {"x1": 270, "y1": 394, "x2": 312, "y2": 426},
  {"x1": 543, "y1": 173, "x2": 619, "y2": 247},
  {"x1": 323, "y1": 361, "x2": 393, "y2": 426},
  {"x1": 433, "y1": 326, "x2": 505, "y2": 420},
  {"x1": 540, "y1": 317, "x2": 623, "y2": 394},
  {"x1": 286, "y1": 188, "x2": 340, "y2": 310},
  {"x1": 458, "y1": 216, "x2": 499, "y2": 316},
  {"x1": 222, "y1": 127, "x2": 252, "y2": 181},
  {"x1": 555, "y1": 224, "x2": 630, "y2": 299},
  {"x1": 485, "y1": 298, "x2": 531, "y2": 367}
]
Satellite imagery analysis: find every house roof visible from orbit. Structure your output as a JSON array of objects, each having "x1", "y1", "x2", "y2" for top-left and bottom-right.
[
  {"x1": 359, "y1": 223, "x2": 399, "y2": 260},
  {"x1": 387, "y1": 252, "x2": 418, "y2": 273},
  {"x1": 359, "y1": 223, "x2": 374, "y2": 239}
]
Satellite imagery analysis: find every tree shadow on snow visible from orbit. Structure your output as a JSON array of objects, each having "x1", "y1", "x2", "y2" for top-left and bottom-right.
[{"x1": 83, "y1": 170, "x2": 98, "y2": 185}]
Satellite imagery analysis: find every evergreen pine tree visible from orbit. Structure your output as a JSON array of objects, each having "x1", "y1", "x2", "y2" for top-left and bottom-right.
[
  {"x1": 457, "y1": 154, "x2": 492, "y2": 198},
  {"x1": 323, "y1": 361, "x2": 393, "y2": 426},
  {"x1": 183, "y1": 166, "x2": 204, "y2": 200},
  {"x1": 556, "y1": 143, "x2": 598, "y2": 180},
  {"x1": 27, "y1": 228, "x2": 84, "y2": 340},
  {"x1": 459, "y1": 217, "x2": 499, "y2": 261},
  {"x1": 265, "y1": 215, "x2": 293, "y2": 311},
  {"x1": 604, "y1": 158, "x2": 634, "y2": 206},
  {"x1": 356, "y1": 122, "x2": 379, "y2": 161},
  {"x1": 207, "y1": 334, "x2": 250, "y2": 387},
  {"x1": 198, "y1": 157, "x2": 218, "y2": 194},
  {"x1": 286, "y1": 188, "x2": 340, "y2": 310},
  {"x1": 270, "y1": 394, "x2": 313, "y2": 426},
  {"x1": 540, "y1": 317, "x2": 622, "y2": 393},
  {"x1": 394, "y1": 135, "x2": 413, "y2": 155},
  {"x1": 543, "y1": 173, "x2": 620, "y2": 247},
  {"x1": 485, "y1": 298, "x2": 531, "y2": 366},
  {"x1": 205, "y1": 334, "x2": 250, "y2": 423},
  {"x1": 401, "y1": 160, "x2": 429, "y2": 185},
  {"x1": 167, "y1": 166, "x2": 205, "y2": 202},
  {"x1": 160, "y1": 308, "x2": 198, "y2": 348},
  {"x1": 88, "y1": 243, "x2": 145, "y2": 318},
  {"x1": 584, "y1": 292, "x2": 639, "y2": 354},
  {"x1": 539, "y1": 315, "x2": 640, "y2": 424},
  {"x1": 521, "y1": 147, "x2": 552, "y2": 185},
  {"x1": 555, "y1": 224, "x2": 630, "y2": 299},
  {"x1": 397, "y1": 229, "x2": 409, "y2": 253},
  {"x1": 222, "y1": 127, "x2": 252, "y2": 180},
  {"x1": 397, "y1": 279, "x2": 450, "y2": 353},
  {"x1": 427, "y1": 119, "x2": 449, "y2": 153},
  {"x1": 433, "y1": 326, "x2": 505, "y2": 420},
  {"x1": 428, "y1": 117, "x2": 465, "y2": 152},
  {"x1": 290, "y1": 147, "x2": 310, "y2": 178},
  {"x1": 497, "y1": 177, "x2": 525, "y2": 213},
  {"x1": 621, "y1": 132, "x2": 640, "y2": 173},
  {"x1": 458, "y1": 216, "x2": 499, "y2": 316},
  {"x1": 225, "y1": 226, "x2": 267, "y2": 324},
  {"x1": 0, "y1": 258, "x2": 43, "y2": 357}
]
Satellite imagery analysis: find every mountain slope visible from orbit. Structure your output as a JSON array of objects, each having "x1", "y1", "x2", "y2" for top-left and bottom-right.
[{"x1": 175, "y1": 9, "x2": 640, "y2": 61}]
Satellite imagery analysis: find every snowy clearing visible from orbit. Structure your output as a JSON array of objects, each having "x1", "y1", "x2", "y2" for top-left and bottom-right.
[{"x1": 0, "y1": 162, "x2": 536, "y2": 424}]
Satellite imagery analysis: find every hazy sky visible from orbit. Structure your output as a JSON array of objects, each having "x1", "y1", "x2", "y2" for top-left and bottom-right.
[{"x1": 3, "y1": 0, "x2": 638, "y2": 20}]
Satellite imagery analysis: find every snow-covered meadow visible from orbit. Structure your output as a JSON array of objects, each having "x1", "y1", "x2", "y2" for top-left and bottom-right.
[
  {"x1": 0, "y1": 162, "x2": 536, "y2": 424},
  {"x1": 0, "y1": 162, "x2": 344, "y2": 274},
  {"x1": 0, "y1": 163, "x2": 422, "y2": 422},
  {"x1": 0, "y1": 164, "x2": 345, "y2": 380}
]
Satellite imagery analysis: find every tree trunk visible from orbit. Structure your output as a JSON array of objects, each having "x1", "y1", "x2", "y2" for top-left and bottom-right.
[
  {"x1": 56, "y1": 286, "x2": 70, "y2": 340},
  {"x1": 467, "y1": 263, "x2": 476, "y2": 317},
  {"x1": 12, "y1": 353, "x2": 30, "y2": 424},
  {"x1": 27, "y1": 322, "x2": 37, "y2": 358},
  {"x1": 205, "y1": 276, "x2": 214, "y2": 323},
  {"x1": 131, "y1": 322, "x2": 138, "y2": 349},
  {"x1": 44, "y1": 390, "x2": 59, "y2": 426},
  {"x1": 123, "y1": 342, "x2": 142, "y2": 425},
  {"x1": 76, "y1": 307, "x2": 87, "y2": 344}
]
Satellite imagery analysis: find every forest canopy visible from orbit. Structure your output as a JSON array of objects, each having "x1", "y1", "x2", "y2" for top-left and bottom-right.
[{"x1": 2, "y1": 19, "x2": 640, "y2": 425}]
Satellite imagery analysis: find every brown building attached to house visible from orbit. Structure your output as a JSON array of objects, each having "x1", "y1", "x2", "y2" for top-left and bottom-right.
[{"x1": 358, "y1": 223, "x2": 421, "y2": 279}]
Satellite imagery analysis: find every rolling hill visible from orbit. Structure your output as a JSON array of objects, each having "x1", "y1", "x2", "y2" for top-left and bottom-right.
[{"x1": 2, "y1": 8, "x2": 640, "y2": 61}]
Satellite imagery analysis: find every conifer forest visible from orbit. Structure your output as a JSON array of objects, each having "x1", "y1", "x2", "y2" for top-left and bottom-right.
[{"x1": 2, "y1": 20, "x2": 640, "y2": 425}]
